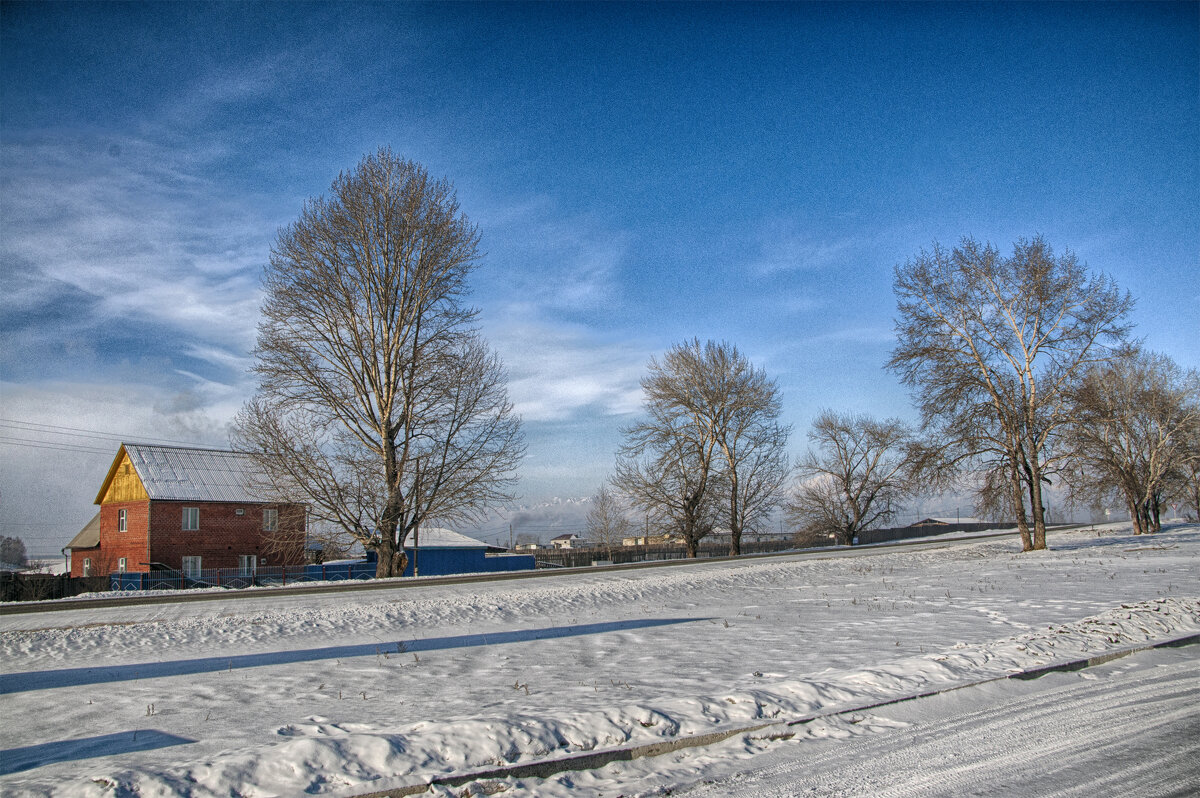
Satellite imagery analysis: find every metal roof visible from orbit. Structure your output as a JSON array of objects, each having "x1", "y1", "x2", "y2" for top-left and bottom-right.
[
  {"x1": 123, "y1": 444, "x2": 271, "y2": 503},
  {"x1": 402, "y1": 527, "x2": 489, "y2": 549},
  {"x1": 64, "y1": 512, "x2": 101, "y2": 550}
]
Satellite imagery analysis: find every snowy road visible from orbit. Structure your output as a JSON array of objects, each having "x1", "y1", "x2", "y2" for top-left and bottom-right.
[{"x1": 664, "y1": 645, "x2": 1200, "y2": 798}]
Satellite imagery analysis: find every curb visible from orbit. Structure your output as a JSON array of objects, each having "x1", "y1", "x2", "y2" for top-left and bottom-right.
[{"x1": 350, "y1": 632, "x2": 1200, "y2": 797}]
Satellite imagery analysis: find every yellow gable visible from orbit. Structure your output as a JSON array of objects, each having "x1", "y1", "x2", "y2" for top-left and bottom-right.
[{"x1": 96, "y1": 448, "x2": 149, "y2": 504}]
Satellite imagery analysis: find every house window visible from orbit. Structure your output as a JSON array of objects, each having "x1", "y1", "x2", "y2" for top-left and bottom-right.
[
  {"x1": 238, "y1": 554, "x2": 257, "y2": 575},
  {"x1": 118, "y1": 509, "x2": 127, "y2": 532},
  {"x1": 118, "y1": 557, "x2": 127, "y2": 573},
  {"x1": 181, "y1": 556, "x2": 201, "y2": 578},
  {"x1": 263, "y1": 508, "x2": 278, "y2": 532},
  {"x1": 82, "y1": 558, "x2": 92, "y2": 577},
  {"x1": 182, "y1": 507, "x2": 199, "y2": 531}
]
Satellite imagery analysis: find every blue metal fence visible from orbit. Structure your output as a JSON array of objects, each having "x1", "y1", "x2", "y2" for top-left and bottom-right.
[
  {"x1": 109, "y1": 560, "x2": 376, "y2": 592},
  {"x1": 107, "y1": 549, "x2": 537, "y2": 592}
]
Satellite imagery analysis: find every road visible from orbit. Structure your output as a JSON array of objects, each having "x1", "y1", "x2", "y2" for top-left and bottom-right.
[{"x1": 668, "y1": 645, "x2": 1200, "y2": 798}]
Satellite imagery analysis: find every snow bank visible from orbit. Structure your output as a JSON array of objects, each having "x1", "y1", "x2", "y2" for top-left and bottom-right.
[{"x1": 51, "y1": 597, "x2": 1200, "y2": 797}]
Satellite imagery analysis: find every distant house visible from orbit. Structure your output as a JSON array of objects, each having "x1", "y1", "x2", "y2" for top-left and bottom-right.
[
  {"x1": 64, "y1": 444, "x2": 306, "y2": 578},
  {"x1": 550, "y1": 533, "x2": 585, "y2": 549},
  {"x1": 622, "y1": 533, "x2": 683, "y2": 547}
]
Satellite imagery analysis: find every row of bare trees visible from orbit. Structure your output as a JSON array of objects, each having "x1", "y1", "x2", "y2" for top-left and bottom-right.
[
  {"x1": 594, "y1": 238, "x2": 1198, "y2": 555},
  {"x1": 232, "y1": 148, "x2": 1196, "y2": 570}
]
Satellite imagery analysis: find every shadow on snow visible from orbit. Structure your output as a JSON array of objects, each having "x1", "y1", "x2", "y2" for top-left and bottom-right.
[
  {"x1": 0, "y1": 730, "x2": 196, "y2": 775},
  {"x1": 0, "y1": 617, "x2": 707, "y2": 695}
]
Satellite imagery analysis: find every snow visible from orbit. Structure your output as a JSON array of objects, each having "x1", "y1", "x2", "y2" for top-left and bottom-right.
[{"x1": 1, "y1": 522, "x2": 1197, "y2": 797}]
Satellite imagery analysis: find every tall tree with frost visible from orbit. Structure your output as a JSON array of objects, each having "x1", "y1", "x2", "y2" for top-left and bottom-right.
[
  {"x1": 888, "y1": 236, "x2": 1132, "y2": 551},
  {"x1": 234, "y1": 149, "x2": 524, "y2": 577}
]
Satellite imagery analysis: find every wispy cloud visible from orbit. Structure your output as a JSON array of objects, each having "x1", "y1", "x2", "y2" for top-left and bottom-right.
[
  {"x1": 489, "y1": 311, "x2": 646, "y2": 423},
  {"x1": 475, "y1": 197, "x2": 630, "y2": 315},
  {"x1": 1, "y1": 134, "x2": 274, "y2": 379},
  {"x1": 746, "y1": 218, "x2": 863, "y2": 276}
]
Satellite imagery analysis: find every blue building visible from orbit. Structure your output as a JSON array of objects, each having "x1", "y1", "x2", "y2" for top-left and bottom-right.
[{"x1": 399, "y1": 527, "x2": 536, "y2": 577}]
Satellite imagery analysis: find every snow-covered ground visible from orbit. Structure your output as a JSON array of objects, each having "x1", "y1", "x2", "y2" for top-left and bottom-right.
[{"x1": 1, "y1": 523, "x2": 1197, "y2": 797}]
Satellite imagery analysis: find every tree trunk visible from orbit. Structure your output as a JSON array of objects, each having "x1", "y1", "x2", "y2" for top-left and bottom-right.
[
  {"x1": 1027, "y1": 468, "x2": 1047, "y2": 551},
  {"x1": 728, "y1": 471, "x2": 742, "y2": 556},
  {"x1": 375, "y1": 534, "x2": 407, "y2": 578},
  {"x1": 1128, "y1": 501, "x2": 1144, "y2": 535},
  {"x1": 1009, "y1": 461, "x2": 1033, "y2": 552}
]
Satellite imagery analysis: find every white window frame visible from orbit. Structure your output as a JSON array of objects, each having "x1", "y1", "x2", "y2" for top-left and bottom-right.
[
  {"x1": 182, "y1": 507, "x2": 199, "y2": 531},
  {"x1": 118, "y1": 557, "x2": 127, "y2": 573},
  {"x1": 263, "y1": 508, "x2": 279, "y2": 532},
  {"x1": 238, "y1": 554, "x2": 257, "y2": 576},
  {"x1": 82, "y1": 558, "x2": 92, "y2": 577},
  {"x1": 181, "y1": 556, "x2": 201, "y2": 578},
  {"x1": 118, "y1": 508, "x2": 127, "y2": 532}
]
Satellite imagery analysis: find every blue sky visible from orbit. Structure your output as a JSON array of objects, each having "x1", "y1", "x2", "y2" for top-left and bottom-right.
[{"x1": 2, "y1": 2, "x2": 1197, "y2": 551}]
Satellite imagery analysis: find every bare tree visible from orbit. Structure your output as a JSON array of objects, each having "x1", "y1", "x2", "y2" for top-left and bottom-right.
[
  {"x1": 614, "y1": 340, "x2": 788, "y2": 557},
  {"x1": 584, "y1": 483, "x2": 631, "y2": 559},
  {"x1": 888, "y1": 236, "x2": 1133, "y2": 551},
  {"x1": 615, "y1": 403, "x2": 719, "y2": 559},
  {"x1": 786, "y1": 411, "x2": 922, "y2": 546},
  {"x1": 1172, "y1": 425, "x2": 1200, "y2": 521},
  {"x1": 1066, "y1": 347, "x2": 1200, "y2": 534},
  {"x1": 234, "y1": 149, "x2": 524, "y2": 578},
  {"x1": 719, "y1": 419, "x2": 792, "y2": 547}
]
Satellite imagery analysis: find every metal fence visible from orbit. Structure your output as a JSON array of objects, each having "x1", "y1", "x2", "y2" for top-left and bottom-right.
[
  {"x1": 109, "y1": 561, "x2": 377, "y2": 592},
  {"x1": 0, "y1": 572, "x2": 110, "y2": 602},
  {"x1": 533, "y1": 538, "x2": 797, "y2": 569}
]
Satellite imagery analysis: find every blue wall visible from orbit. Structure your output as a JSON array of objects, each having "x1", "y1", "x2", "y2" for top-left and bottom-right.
[{"x1": 402, "y1": 547, "x2": 535, "y2": 577}]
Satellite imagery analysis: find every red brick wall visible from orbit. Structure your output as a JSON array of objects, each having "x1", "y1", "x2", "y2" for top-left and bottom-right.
[
  {"x1": 148, "y1": 501, "x2": 306, "y2": 571},
  {"x1": 70, "y1": 501, "x2": 150, "y2": 577}
]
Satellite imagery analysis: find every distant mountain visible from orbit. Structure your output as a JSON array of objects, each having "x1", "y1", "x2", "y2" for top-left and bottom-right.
[{"x1": 460, "y1": 497, "x2": 597, "y2": 547}]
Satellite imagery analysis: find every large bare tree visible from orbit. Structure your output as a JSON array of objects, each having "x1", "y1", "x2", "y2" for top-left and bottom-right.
[
  {"x1": 1066, "y1": 347, "x2": 1200, "y2": 534},
  {"x1": 787, "y1": 411, "x2": 922, "y2": 546},
  {"x1": 234, "y1": 149, "x2": 524, "y2": 577},
  {"x1": 614, "y1": 340, "x2": 789, "y2": 557},
  {"x1": 888, "y1": 236, "x2": 1132, "y2": 551}
]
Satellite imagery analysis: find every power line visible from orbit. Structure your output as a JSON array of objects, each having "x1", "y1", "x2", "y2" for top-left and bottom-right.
[
  {"x1": 0, "y1": 418, "x2": 214, "y2": 448},
  {"x1": 0, "y1": 437, "x2": 114, "y2": 455}
]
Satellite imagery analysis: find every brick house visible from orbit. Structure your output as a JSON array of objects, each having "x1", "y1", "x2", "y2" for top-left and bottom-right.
[{"x1": 64, "y1": 444, "x2": 306, "y2": 578}]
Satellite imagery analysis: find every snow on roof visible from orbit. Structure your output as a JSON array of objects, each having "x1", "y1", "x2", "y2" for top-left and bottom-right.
[
  {"x1": 550, "y1": 533, "x2": 579, "y2": 541},
  {"x1": 120, "y1": 444, "x2": 271, "y2": 503},
  {"x1": 401, "y1": 527, "x2": 490, "y2": 549},
  {"x1": 64, "y1": 512, "x2": 101, "y2": 550}
]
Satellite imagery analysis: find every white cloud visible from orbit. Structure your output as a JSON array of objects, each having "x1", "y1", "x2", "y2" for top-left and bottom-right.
[
  {"x1": 747, "y1": 220, "x2": 861, "y2": 276},
  {"x1": 1, "y1": 136, "x2": 272, "y2": 356},
  {"x1": 474, "y1": 197, "x2": 631, "y2": 314},
  {"x1": 489, "y1": 312, "x2": 646, "y2": 423}
]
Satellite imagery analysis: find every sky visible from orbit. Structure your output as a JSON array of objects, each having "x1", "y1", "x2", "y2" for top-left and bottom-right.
[{"x1": 1, "y1": 2, "x2": 1197, "y2": 552}]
